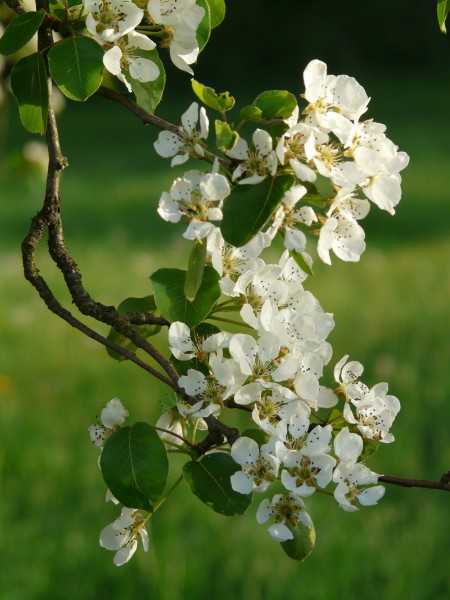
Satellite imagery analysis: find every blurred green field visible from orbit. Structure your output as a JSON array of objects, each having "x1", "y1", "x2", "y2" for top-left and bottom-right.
[{"x1": 1, "y1": 70, "x2": 450, "y2": 599}]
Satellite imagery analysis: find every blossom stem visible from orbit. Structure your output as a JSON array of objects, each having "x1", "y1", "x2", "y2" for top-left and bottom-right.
[{"x1": 152, "y1": 475, "x2": 184, "y2": 512}]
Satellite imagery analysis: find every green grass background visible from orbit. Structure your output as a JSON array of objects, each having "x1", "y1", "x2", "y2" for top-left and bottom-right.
[{"x1": 1, "y1": 66, "x2": 450, "y2": 600}]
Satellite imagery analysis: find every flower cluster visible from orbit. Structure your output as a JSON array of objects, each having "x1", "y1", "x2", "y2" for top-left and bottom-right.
[
  {"x1": 154, "y1": 60, "x2": 404, "y2": 545},
  {"x1": 156, "y1": 59, "x2": 409, "y2": 266},
  {"x1": 83, "y1": 0, "x2": 204, "y2": 89}
]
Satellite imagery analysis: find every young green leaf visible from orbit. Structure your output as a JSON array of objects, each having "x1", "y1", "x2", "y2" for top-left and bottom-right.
[
  {"x1": 124, "y1": 49, "x2": 165, "y2": 113},
  {"x1": 192, "y1": 79, "x2": 235, "y2": 112},
  {"x1": 240, "y1": 105, "x2": 263, "y2": 122},
  {"x1": 183, "y1": 453, "x2": 253, "y2": 515},
  {"x1": 150, "y1": 266, "x2": 221, "y2": 328},
  {"x1": 253, "y1": 90, "x2": 297, "y2": 120},
  {"x1": 206, "y1": 0, "x2": 226, "y2": 28},
  {"x1": 221, "y1": 174, "x2": 296, "y2": 247},
  {"x1": 106, "y1": 296, "x2": 161, "y2": 362},
  {"x1": 101, "y1": 422, "x2": 168, "y2": 511},
  {"x1": 48, "y1": 36, "x2": 104, "y2": 101},
  {"x1": 280, "y1": 521, "x2": 316, "y2": 562},
  {"x1": 196, "y1": 0, "x2": 211, "y2": 51},
  {"x1": 0, "y1": 9, "x2": 46, "y2": 56},
  {"x1": 437, "y1": 0, "x2": 450, "y2": 32},
  {"x1": 184, "y1": 241, "x2": 207, "y2": 301},
  {"x1": 215, "y1": 120, "x2": 239, "y2": 151},
  {"x1": 10, "y1": 53, "x2": 48, "y2": 134}
]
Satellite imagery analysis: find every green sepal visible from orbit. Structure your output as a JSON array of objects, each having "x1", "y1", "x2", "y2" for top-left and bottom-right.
[
  {"x1": 215, "y1": 120, "x2": 239, "y2": 151},
  {"x1": 437, "y1": 0, "x2": 450, "y2": 32},
  {"x1": 192, "y1": 79, "x2": 235, "y2": 112},
  {"x1": 184, "y1": 240, "x2": 207, "y2": 301},
  {"x1": 0, "y1": 9, "x2": 46, "y2": 56},
  {"x1": 106, "y1": 296, "x2": 161, "y2": 362},
  {"x1": 10, "y1": 53, "x2": 48, "y2": 134},
  {"x1": 101, "y1": 422, "x2": 168, "y2": 510},
  {"x1": 290, "y1": 250, "x2": 314, "y2": 277},
  {"x1": 221, "y1": 174, "x2": 296, "y2": 247},
  {"x1": 183, "y1": 453, "x2": 253, "y2": 515},
  {"x1": 150, "y1": 266, "x2": 221, "y2": 328},
  {"x1": 48, "y1": 36, "x2": 104, "y2": 101},
  {"x1": 281, "y1": 521, "x2": 316, "y2": 562},
  {"x1": 206, "y1": 0, "x2": 226, "y2": 28},
  {"x1": 124, "y1": 49, "x2": 165, "y2": 113}
]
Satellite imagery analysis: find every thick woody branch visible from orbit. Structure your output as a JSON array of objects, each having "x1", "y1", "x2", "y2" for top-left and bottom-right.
[
  {"x1": 96, "y1": 86, "x2": 183, "y2": 135},
  {"x1": 379, "y1": 471, "x2": 450, "y2": 493}
]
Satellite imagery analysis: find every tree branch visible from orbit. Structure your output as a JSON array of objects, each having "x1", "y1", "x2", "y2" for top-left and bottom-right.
[{"x1": 379, "y1": 471, "x2": 450, "y2": 493}]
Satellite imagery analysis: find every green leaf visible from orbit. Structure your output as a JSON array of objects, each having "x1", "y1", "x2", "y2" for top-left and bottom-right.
[
  {"x1": 221, "y1": 174, "x2": 296, "y2": 247},
  {"x1": 196, "y1": 0, "x2": 211, "y2": 51},
  {"x1": 253, "y1": 90, "x2": 297, "y2": 120},
  {"x1": 240, "y1": 105, "x2": 263, "y2": 122},
  {"x1": 184, "y1": 241, "x2": 207, "y2": 301},
  {"x1": 215, "y1": 120, "x2": 239, "y2": 151},
  {"x1": 290, "y1": 250, "x2": 314, "y2": 277},
  {"x1": 206, "y1": 0, "x2": 226, "y2": 28},
  {"x1": 106, "y1": 296, "x2": 161, "y2": 362},
  {"x1": 281, "y1": 521, "x2": 316, "y2": 562},
  {"x1": 0, "y1": 10, "x2": 46, "y2": 56},
  {"x1": 101, "y1": 422, "x2": 168, "y2": 510},
  {"x1": 192, "y1": 79, "x2": 235, "y2": 112},
  {"x1": 150, "y1": 266, "x2": 221, "y2": 328},
  {"x1": 124, "y1": 49, "x2": 165, "y2": 113},
  {"x1": 437, "y1": 0, "x2": 450, "y2": 32},
  {"x1": 48, "y1": 36, "x2": 104, "y2": 101},
  {"x1": 10, "y1": 53, "x2": 48, "y2": 134},
  {"x1": 183, "y1": 453, "x2": 252, "y2": 515}
]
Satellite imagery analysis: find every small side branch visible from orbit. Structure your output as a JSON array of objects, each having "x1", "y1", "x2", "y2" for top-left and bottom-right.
[{"x1": 379, "y1": 471, "x2": 450, "y2": 493}]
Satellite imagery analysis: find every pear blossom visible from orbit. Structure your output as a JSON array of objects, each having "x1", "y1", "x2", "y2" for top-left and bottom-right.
[
  {"x1": 168, "y1": 321, "x2": 230, "y2": 361},
  {"x1": 276, "y1": 122, "x2": 327, "y2": 182},
  {"x1": 89, "y1": 397, "x2": 128, "y2": 447},
  {"x1": 154, "y1": 102, "x2": 209, "y2": 166},
  {"x1": 334, "y1": 355, "x2": 369, "y2": 400},
  {"x1": 157, "y1": 168, "x2": 230, "y2": 240},
  {"x1": 99, "y1": 507, "x2": 149, "y2": 566},
  {"x1": 227, "y1": 129, "x2": 277, "y2": 184},
  {"x1": 256, "y1": 493, "x2": 313, "y2": 542},
  {"x1": 103, "y1": 32, "x2": 159, "y2": 93},
  {"x1": 317, "y1": 212, "x2": 366, "y2": 265},
  {"x1": 147, "y1": 0, "x2": 204, "y2": 74},
  {"x1": 303, "y1": 59, "x2": 370, "y2": 128},
  {"x1": 85, "y1": 0, "x2": 143, "y2": 44},
  {"x1": 344, "y1": 382, "x2": 401, "y2": 443},
  {"x1": 332, "y1": 427, "x2": 385, "y2": 511},
  {"x1": 230, "y1": 437, "x2": 280, "y2": 494}
]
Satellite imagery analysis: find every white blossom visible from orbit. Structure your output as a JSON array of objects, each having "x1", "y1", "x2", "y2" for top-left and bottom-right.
[
  {"x1": 99, "y1": 507, "x2": 149, "y2": 566},
  {"x1": 227, "y1": 129, "x2": 277, "y2": 184},
  {"x1": 230, "y1": 437, "x2": 280, "y2": 494},
  {"x1": 154, "y1": 102, "x2": 209, "y2": 166},
  {"x1": 256, "y1": 493, "x2": 313, "y2": 542},
  {"x1": 85, "y1": 0, "x2": 143, "y2": 44},
  {"x1": 103, "y1": 32, "x2": 159, "y2": 93},
  {"x1": 89, "y1": 398, "x2": 128, "y2": 447}
]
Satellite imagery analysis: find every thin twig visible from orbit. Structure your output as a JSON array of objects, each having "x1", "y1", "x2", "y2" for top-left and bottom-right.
[{"x1": 379, "y1": 472, "x2": 450, "y2": 493}]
